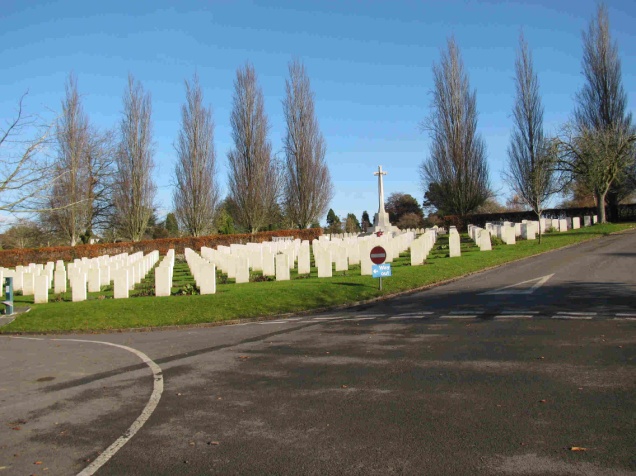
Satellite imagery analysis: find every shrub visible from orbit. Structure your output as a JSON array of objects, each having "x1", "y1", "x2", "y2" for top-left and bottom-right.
[{"x1": 0, "y1": 228, "x2": 323, "y2": 267}]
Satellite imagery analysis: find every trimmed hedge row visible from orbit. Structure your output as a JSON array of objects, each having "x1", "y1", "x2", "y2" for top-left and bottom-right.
[{"x1": 0, "y1": 228, "x2": 323, "y2": 268}]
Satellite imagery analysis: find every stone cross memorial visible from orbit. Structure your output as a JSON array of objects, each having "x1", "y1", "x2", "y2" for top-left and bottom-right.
[{"x1": 370, "y1": 165, "x2": 398, "y2": 234}]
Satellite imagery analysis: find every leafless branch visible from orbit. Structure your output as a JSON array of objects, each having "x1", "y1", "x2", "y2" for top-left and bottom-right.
[
  {"x1": 503, "y1": 33, "x2": 558, "y2": 241},
  {"x1": 227, "y1": 63, "x2": 280, "y2": 233},
  {"x1": 173, "y1": 73, "x2": 219, "y2": 237},
  {"x1": 419, "y1": 37, "x2": 491, "y2": 216},
  {"x1": 113, "y1": 74, "x2": 156, "y2": 241},
  {"x1": 282, "y1": 59, "x2": 333, "y2": 229}
]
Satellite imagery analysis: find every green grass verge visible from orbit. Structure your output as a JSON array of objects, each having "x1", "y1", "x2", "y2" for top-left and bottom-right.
[{"x1": 2, "y1": 222, "x2": 634, "y2": 333}]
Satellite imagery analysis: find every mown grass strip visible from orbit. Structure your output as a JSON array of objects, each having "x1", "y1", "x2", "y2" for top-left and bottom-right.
[{"x1": 2, "y1": 222, "x2": 633, "y2": 333}]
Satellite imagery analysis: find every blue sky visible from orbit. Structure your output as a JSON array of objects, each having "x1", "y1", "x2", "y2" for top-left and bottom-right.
[{"x1": 1, "y1": 0, "x2": 634, "y2": 225}]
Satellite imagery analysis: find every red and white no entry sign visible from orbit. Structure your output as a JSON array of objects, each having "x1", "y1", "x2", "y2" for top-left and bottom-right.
[{"x1": 370, "y1": 246, "x2": 387, "y2": 265}]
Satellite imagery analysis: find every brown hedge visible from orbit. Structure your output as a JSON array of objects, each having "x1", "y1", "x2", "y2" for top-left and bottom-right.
[{"x1": 0, "y1": 228, "x2": 323, "y2": 268}]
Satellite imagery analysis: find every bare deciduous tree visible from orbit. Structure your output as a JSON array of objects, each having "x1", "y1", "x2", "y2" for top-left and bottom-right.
[
  {"x1": 557, "y1": 4, "x2": 635, "y2": 222},
  {"x1": 173, "y1": 74, "x2": 219, "y2": 237},
  {"x1": 0, "y1": 93, "x2": 54, "y2": 214},
  {"x1": 419, "y1": 37, "x2": 491, "y2": 217},
  {"x1": 557, "y1": 124, "x2": 635, "y2": 223},
  {"x1": 282, "y1": 59, "x2": 333, "y2": 229},
  {"x1": 45, "y1": 74, "x2": 115, "y2": 245},
  {"x1": 113, "y1": 75, "x2": 156, "y2": 241},
  {"x1": 227, "y1": 63, "x2": 279, "y2": 233},
  {"x1": 504, "y1": 34, "x2": 557, "y2": 243}
]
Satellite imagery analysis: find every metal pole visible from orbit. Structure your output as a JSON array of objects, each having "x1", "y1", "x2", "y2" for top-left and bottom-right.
[{"x1": 379, "y1": 276, "x2": 382, "y2": 291}]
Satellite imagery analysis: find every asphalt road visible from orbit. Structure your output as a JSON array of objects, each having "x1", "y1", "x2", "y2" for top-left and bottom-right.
[{"x1": 1, "y1": 230, "x2": 635, "y2": 475}]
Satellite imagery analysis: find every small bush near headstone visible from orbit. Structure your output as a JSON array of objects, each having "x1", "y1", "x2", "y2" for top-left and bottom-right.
[
  {"x1": 490, "y1": 236, "x2": 505, "y2": 246},
  {"x1": 175, "y1": 284, "x2": 198, "y2": 296}
]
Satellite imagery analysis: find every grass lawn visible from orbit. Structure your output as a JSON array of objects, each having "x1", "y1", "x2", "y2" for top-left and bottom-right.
[{"x1": 2, "y1": 222, "x2": 634, "y2": 333}]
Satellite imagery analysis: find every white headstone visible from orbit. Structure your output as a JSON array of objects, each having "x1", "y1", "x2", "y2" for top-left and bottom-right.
[
  {"x1": 502, "y1": 226, "x2": 516, "y2": 245},
  {"x1": 71, "y1": 274, "x2": 87, "y2": 302},
  {"x1": 113, "y1": 269, "x2": 129, "y2": 299},
  {"x1": 297, "y1": 245, "x2": 310, "y2": 275},
  {"x1": 449, "y1": 232, "x2": 461, "y2": 257},
  {"x1": 521, "y1": 223, "x2": 536, "y2": 240},
  {"x1": 316, "y1": 251, "x2": 333, "y2": 278},
  {"x1": 154, "y1": 266, "x2": 172, "y2": 297},
  {"x1": 34, "y1": 275, "x2": 49, "y2": 303},
  {"x1": 88, "y1": 268, "x2": 101, "y2": 293},
  {"x1": 478, "y1": 229, "x2": 492, "y2": 251},
  {"x1": 410, "y1": 240, "x2": 424, "y2": 266},
  {"x1": 262, "y1": 252, "x2": 275, "y2": 277},
  {"x1": 199, "y1": 263, "x2": 216, "y2": 295},
  {"x1": 360, "y1": 242, "x2": 372, "y2": 276},
  {"x1": 54, "y1": 269, "x2": 67, "y2": 294},
  {"x1": 22, "y1": 272, "x2": 35, "y2": 296},
  {"x1": 235, "y1": 257, "x2": 250, "y2": 284},
  {"x1": 275, "y1": 253, "x2": 290, "y2": 281},
  {"x1": 572, "y1": 217, "x2": 581, "y2": 229},
  {"x1": 334, "y1": 247, "x2": 348, "y2": 272}
]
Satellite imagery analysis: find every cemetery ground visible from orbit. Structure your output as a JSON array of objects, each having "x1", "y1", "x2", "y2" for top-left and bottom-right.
[
  {"x1": 0, "y1": 226, "x2": 634, "y2": 474},
  {"x1": 0, "y1": 222, "x2": 634, "y2": 334}
]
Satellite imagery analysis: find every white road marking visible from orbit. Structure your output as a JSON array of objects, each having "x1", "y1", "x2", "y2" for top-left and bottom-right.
[
  {"x1": 396, "y1": 312, "x2": 434, "y2": 316},
  {"x1": 480, "y1": 274, "x2": 554, "y2": 295},
  {"x1": 313, "y1": 317, "x2": 341, "y2": 321},
  {"x1": 440, "y1": 315, "x2": 476, "y2": 319},
  {"x1": 348, "y1": 317, "x2": 376, "y2": 321},
  {"x1": 616, "y1": 313, "x2": 636, "y2": 317},
  {"x1": 285, "y1": 318, "x2": 303, "y2": 321},
  {"x1": 557, "y1": 312, "x2": 597, "y2": 316},
  {"x1": 494, "y1": 315, "x2": 533, "y2": 319},
  {"x1": 12, "y1": 337, "x2": 163, "y2": 476},
  {"x1": 501, "y1": 310, "x2": 539, "y2": 314},
  {"x1": 389, "y1": 316, "x2": 425, "y2": 319},
  {"x1": 551, "y1": 315, "x2": 593, "y2": 320},
  {"x1": 259, "y1": 321, "x2": 288, "y2": 324},
  {"x1": 614, "y1": 317, "x2": 636, "y2": 321}
]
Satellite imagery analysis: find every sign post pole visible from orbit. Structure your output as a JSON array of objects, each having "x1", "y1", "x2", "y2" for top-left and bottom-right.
[{"x1": 370, "y1": 246, "x2": 388, "y2": 292}]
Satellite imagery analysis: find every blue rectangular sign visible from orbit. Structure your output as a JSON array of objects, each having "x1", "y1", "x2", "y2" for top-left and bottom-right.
[{"x1": 372, "y1": 263, "x2": 392, "y2": 278}]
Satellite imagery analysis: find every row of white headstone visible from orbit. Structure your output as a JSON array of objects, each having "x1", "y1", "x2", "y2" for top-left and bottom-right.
[
  {"x1": 154, "y1": 250, "x2": 175, "y2": 297},
  {"x1": 410, "y1": 229, "x2": 439, "y2": 265},
  {"x1": 184, "y1": 248, "x2": 217, "y2": 294},
  {"x1": 179, "y1": 230, "x2": 441, "y2": 292},
  {"x1": 540, "y1": 216, "x2": 597, "y2": 232},
  {"x1": 467, "y1": 225, "x2": 494, "y2": 251},
  {"x1": 466, "y1": 215, "x2": 599, "y2": 251},
  {"x1": 2, "y1": 228, "x2": 445, "y2": 301},
  {"x1": 112, "y1": 251, "x2": 160, "y2": 299},
  {"x1": 0, "y1": 251, "x2": 160, "y2": 303}
]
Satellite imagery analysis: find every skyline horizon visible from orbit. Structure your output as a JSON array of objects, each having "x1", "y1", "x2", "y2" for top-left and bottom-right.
[{"x1": 1, "y1": 0, "x2": 634, "y2": 229}]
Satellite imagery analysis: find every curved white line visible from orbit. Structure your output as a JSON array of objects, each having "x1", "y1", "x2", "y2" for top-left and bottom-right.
[{"x1": 12, "y1": 337, "x2": 163, "y2": 476}]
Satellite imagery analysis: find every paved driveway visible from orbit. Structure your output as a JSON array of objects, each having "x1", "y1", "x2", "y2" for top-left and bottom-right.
[{"x1": 1, "y1": 230, "x2": 635, "y2": 475}]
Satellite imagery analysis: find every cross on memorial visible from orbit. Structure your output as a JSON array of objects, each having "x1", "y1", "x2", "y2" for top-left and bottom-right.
[{"x1": 374, "y1": 165, "x2": 388, "y2": 214}]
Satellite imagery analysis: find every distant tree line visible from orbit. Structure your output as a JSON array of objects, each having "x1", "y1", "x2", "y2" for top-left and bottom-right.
[
  {"x1": 0, "y1": 59, "x2": 333, "y2": 248},
  {"x1": 2, "y1": 4, "x2": 633, "y2": 250},
  {"x1": 420, "y1": 4, "x2": 635, "y2": 224}
]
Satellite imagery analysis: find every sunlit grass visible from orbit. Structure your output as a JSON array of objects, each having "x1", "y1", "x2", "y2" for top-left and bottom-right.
[{"x1": 2, "y1": 222, "x2": 633, "y2": 333}]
